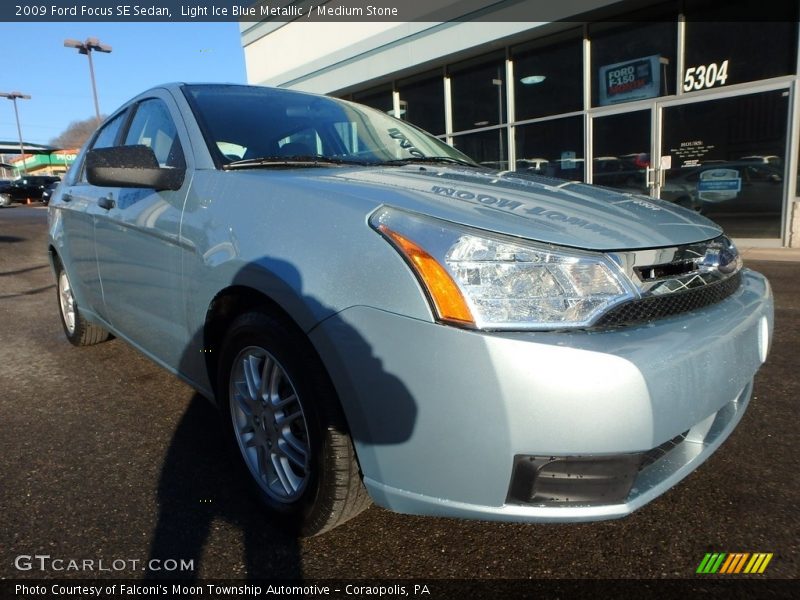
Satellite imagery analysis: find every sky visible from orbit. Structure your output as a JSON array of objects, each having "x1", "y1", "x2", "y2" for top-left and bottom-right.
[{"x1": 0, "y1": 22, "x2": 247, "y2": 146}]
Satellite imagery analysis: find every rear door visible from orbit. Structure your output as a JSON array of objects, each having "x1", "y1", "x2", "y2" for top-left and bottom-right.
[{"x1": 93, "y1": 93, "x2": 193, "y2": 367}]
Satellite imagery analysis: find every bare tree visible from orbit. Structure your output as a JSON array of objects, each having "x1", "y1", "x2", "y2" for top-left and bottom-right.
[{"x1": 49, "y1": 116, "x2": 106, "y2": 149}]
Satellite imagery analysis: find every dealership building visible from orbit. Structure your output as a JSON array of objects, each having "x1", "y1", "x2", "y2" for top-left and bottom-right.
[{"x1": 241, "y1": 0, "x2": 800, "y2": 247}]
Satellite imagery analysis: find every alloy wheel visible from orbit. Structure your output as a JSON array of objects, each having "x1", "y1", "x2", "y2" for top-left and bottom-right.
[
  {"x1": 229, "y1": 346, "x2": 311, "y2": 503},
  {"x1": 58, "y1": 270, "x2": 76, "y2": 335}
]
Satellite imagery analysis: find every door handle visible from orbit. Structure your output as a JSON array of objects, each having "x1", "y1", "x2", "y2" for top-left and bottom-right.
[
  {"x1": 646, "y1": 167, "x2": 655, "y2": 187},
  {"x1": 98, "y1": 195, "x2": 116, "y2": 210}
]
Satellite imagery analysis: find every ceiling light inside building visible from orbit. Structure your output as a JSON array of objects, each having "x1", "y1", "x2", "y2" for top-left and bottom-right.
[{"x1": 520, "y1": 75, "x2": 546, "y2": 85}]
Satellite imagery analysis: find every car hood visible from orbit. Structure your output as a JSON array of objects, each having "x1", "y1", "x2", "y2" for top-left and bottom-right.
[{"x1": 316, "y1": 165, "x2": 723, "y2": 251}]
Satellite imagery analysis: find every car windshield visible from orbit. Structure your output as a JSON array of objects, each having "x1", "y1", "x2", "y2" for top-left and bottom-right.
[{"x1": 183, "y1": 84, "x2": 476, "y2": 168}]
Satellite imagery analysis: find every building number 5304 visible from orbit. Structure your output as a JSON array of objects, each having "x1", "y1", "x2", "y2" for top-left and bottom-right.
[{"x1": 683, "y1": 60, "x2": 729, "y2": 92}]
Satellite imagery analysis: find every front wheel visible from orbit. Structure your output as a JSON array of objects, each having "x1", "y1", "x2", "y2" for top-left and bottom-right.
[
  {"x1": 218, "y1": 311, "x2": 370, "y2": 536},
  {"x1": 0, "y1": 193, "x2": 11, "y2": 208},
  {"x1": 56, "y1": 261, "x2": 112, "y2": 346}
]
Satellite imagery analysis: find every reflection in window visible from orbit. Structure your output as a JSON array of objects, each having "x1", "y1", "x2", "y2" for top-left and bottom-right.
[
  {"x1": 92, "y1": 111, "x2": 128, "y2": 149},
  {"x1": 184, "y1": 84, "x2": 469, "y2": 166},
  {"x1": 515, "y1": 116, "x2": 584, "y2": 181},
  {"x1": 683, "y1": 1, "x2": 797, "y2": 92},
  {"x1": 352, "y1": 86, "x2": 393, "y2": 113},
  {"x1": 590, "y1": 16, "x2": 676, "y2": 107},
  {"x1": 452, "y1": 128, "x2": 508, "y2": 170},
  {"x1": 217, "y1": 141, "x2": 246, "y2": 159},
  {"x1": 80, "y1": 110, "x2": 128, "y2": 183},
  {"x1": 592, "y1": 110, "x2": 650, "y2": 193},
  {"x1": 125, "y1": 99, "x2": 184, "y2": 168},
  {"x1": 512, "y1": 31, "x2": 583, "y2": 120},
  {"x1": 449, "y1": 53, "x2": 506, "y2": 133},
  {"x1": 660, "y1": 90, "x2": 788, "y2": 238},
  {"x1": 277, "y1": 128, "x2": 322, "y2": 156},
  {"x1": 397, "y1": 70, "x2": 445, "y2": 136}
]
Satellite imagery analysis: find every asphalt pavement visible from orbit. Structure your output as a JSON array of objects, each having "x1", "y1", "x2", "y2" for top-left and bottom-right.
[{"x1": 1, "y1": 205, "x2": 797, "y2": 585}]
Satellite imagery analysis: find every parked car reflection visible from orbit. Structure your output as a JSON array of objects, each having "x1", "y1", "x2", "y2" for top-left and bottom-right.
[
  {"x1": 42, "y1": 181, "x2": 60, "y2": 206},
  {"x1": 660, "y1": 161, "x2": 783, "y2": 215}
]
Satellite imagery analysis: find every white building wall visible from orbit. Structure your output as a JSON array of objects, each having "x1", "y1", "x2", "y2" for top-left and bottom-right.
[
  {"x1": 240, "y1": 0, "x2": 617, "y2": 94},
  {"x1": 243, "y1": 21, "x2": 405, "y2": 89},
  {"x1": 243, "y1": 21, "x2": 543, "y2": 93}
]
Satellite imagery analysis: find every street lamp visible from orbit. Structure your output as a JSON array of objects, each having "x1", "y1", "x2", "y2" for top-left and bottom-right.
[
  {"x1": 64, "y1": 37, "x2": 112, "y2": 123},
  {"x1": 0, "y1": 91, "x2": 31, "y2": 174}
]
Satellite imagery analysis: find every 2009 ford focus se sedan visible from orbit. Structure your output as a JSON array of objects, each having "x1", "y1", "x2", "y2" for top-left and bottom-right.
[{"x1": 48, "y1": 83, "x2": 773, "y2": 536}]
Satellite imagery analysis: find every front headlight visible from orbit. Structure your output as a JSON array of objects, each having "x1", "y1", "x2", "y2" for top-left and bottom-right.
[{"x1": 370, "y1": 207, "x2": 637, "y2": 330}]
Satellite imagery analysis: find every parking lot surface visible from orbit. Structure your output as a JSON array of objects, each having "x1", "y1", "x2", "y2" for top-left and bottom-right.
[{"x1": 1, "y1": 205, "x2": 798, "y2": 581}]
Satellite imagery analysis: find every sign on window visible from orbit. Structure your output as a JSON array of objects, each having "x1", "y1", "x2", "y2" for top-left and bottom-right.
[{"x1": 598, "y1": 55, "x2": 662, "y2": 106}]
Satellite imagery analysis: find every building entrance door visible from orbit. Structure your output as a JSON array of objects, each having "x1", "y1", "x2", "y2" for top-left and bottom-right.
[
  {"x1": 591, "y1": 109, "x2": 652, "y2": 197},
  {"x1": 656, "y1": 88, "x2": 790, "y2": 240},
  {"x1": 590, "y1": 86, "x2": 791, "y2": 242}
]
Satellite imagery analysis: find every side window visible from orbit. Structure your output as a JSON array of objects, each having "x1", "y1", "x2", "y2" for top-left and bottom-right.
[
  {"x1": 92, "y1": 111, "x2": 128, "y2": 150},
  {"x1": 76, "y1": 109, "x2": 128, "y2": 184},
  {"x1": 124, "y1": 99, "x2": 185, "y2": 168}
]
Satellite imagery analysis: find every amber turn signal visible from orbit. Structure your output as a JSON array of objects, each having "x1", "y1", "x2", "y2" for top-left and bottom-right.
[{"x1": 378, "y1": 224, "x2": 475, "y2": 326}]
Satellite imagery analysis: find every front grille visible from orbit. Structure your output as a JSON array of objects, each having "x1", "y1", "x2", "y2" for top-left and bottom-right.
[{"x1": 595, "y1": 271, "x2": 742, "y2": 328}]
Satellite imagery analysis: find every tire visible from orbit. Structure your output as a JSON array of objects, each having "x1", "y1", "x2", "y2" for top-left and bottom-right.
[
  {"x1": 218, "y1": 311, "x2": 370, "y2": 536},
  {"x1": 0, "y1": 194, "x2": 11, "y2": 208},
  {"x1": 55, "y1": 261, "x2": 112, "y2": 346}
]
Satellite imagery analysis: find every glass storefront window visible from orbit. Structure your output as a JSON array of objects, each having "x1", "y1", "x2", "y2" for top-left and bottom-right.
[
  {"x1": 590, "y1": 17, "x2": 677, "y2": 107},
  {"x1": 449, "y1": 52, "x2": 507, "y2": 133},
  {"x1": 512, "y1": 30, "x2": 583, "y2": 120},
  {"x1": 797, "y1": 126, "x2": 800, "y2": 200},
  {"x1": 515, "y1": 116, "x2": 584, "y2": 181},
  {"x1": 683, "y1": 1, "x2": 798, "y2": 92},
  {"x1": 592, "y1": 110, "x2": 651, "y2": 194},
  {"x1": 397, "y1": 70, "x2": 445, "y2": 136},
  {"x1": 660, "y1": 89, "x2": 789, "y2": 239},
  {"x1": 452, "y1": 128, "x2": 508, "y2": 170},
  {"x1": 352, "y1": 86, "x2": 393, "y2": 114}
]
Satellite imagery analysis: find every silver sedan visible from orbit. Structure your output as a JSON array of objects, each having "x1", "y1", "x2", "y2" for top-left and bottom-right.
[{"x1": 48, "y1": 84, "x2": 773, "y2": 535}]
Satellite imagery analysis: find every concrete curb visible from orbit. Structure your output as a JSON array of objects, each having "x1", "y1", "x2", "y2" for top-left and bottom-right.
[{"x1": 741, "y1": 247, "x2": 800, "y2": 262}]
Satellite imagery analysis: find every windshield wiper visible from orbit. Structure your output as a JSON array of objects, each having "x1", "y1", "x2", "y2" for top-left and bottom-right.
[
  {"x1": 223, "y1": 155, "x2": 370, "y2": 169},
  {"x1": 379, "y1": 156, "x2": 478, "y2": 167}
]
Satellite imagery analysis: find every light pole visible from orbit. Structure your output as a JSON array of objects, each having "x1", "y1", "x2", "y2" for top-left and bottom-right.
[
  {"x1": 0, "y1": 91, "x2": 31, "y2": 174},
  {"x1": 64, "y1": 37, "x2": 112, "y2": 123}
]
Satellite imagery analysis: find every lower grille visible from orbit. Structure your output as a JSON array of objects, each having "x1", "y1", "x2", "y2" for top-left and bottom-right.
[
  {"x1": 639, "y1": 431, "x2": 689, "y2": 470},
  {"x1": 595, "y1": 272, "x2": 742, "y2": 328},
  {"x1": 507, "y1": 454, "x2": 642, "y2": 506},
  {"x1": 506, "y1": 431, "x2": 692, "y2": 507}
]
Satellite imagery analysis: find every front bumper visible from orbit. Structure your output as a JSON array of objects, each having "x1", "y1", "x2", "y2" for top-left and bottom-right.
[{"x1": 309, "y1": 269, "x2": 773, "y2": 522}]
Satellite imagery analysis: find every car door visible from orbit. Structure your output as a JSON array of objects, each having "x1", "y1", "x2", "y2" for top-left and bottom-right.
[
  {"x1": 57, "y1": 109, "x2": 130, "y2": 318},
  {"x1": 92, "y1": 94, "x2": 192, "y2": 368}
]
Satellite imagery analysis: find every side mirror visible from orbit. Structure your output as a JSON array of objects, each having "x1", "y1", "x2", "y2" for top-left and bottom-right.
[{"x1": 86, "y1": 145, "x2": 184, "y2": 191}]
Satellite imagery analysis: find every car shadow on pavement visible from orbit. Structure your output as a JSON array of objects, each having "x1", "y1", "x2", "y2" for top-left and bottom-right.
[
  {"x1": 0, "y1": 284, "x2": 55, "y2": 299},
  {"x1": 145, "y1": 258, "x2": 418, "y2": 580},
  {"x1": 0, "y1": 264, "x2": 49, "y2": 277},
  {"x1": 144, "y1": 394, "x2": 303, "y2": 580}
]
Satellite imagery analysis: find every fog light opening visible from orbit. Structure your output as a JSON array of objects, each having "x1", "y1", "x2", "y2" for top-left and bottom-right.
[{"x1": 507, "y1": 454, "x2": 643, "y2": 506}]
